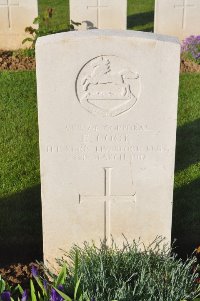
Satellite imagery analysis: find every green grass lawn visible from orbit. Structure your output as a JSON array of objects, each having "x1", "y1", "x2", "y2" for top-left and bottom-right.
[
  {"x1": 37, "y1": 0, "x2": 155, "y2": 32},
  {"x1": 0, "y1": 72, "x2": 42, "y2": 263},
  {"x1": 0, "y1": 0, "x2": 199, "y2": 264},
  {"x1": 38, "y1": 0, "x2": 70, "y2": 32},
  {"x1": 172, "y1": 74, "x2": 200, "y2": 257},
  {"x1": 128, "y1": 0, "x2": 154, "y2": 31}
]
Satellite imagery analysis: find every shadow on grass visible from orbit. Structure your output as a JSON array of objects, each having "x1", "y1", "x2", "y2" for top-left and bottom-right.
[
  {"x1": 172, "y1": 177, "x2": 200, "y2": 258},
  {"x1": 175, "y1": 119, "x2": 200, "y2": 172},
  {"x1": 127, "y1": 11, "x2": 154, "y2": 31},
  {"x1": 0, "y1": 185, "x2": 43, "y2": 265},
  {"x1": 172, "y1": 118, "x2": 200, "y2": 258}
]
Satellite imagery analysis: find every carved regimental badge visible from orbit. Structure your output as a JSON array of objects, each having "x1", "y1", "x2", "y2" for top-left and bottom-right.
[{"x1": 76, "y1": 55, "x2": 141, "y2": 117}]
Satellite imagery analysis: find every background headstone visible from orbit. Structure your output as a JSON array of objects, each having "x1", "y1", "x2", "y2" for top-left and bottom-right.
[
  {"x1": 0, "y1": 0, "x2": 38, "y2": 50},
  {"x1": 36, "y1": 30, "x2": 180, "y2": 264},
  {"x1": 70, "y1": 0, "x2": 127, "y2": 30},
  {"x1": 154, "y1": 0, "x2": 200, "y2": 41}
]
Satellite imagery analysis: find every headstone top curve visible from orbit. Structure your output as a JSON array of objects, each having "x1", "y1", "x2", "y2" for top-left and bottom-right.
[{"x1": 36, "y1": 29, "x2": 180, "y2": 48}]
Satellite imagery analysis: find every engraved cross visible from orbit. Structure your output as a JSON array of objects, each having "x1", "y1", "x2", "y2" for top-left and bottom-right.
[
  {"x1": 174, "y1": 0, "x2": 195, "y2": 29},
  {"x1": 0, "y1": 0, "x2": 20, "y2": 29},
  {"x1": 87, "y1": 0, "x2": 109, "y2": 28},
  {"x1": 79, "y1": 167, "x2": 136, "y2": 244}
]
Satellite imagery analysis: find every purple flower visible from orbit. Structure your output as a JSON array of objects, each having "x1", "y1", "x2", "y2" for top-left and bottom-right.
[
  {"x1": 50, "y1": 286, "x2": 64, "y2": 301},
  {"x1": 31, "y1": 265, "x2": 38, "y2": 278},
  {"x1": 181, "y1": 35, "x2": 200, "y2": 63},
  {"x1": 0, "y1": 291, "x2": 11, "y2": 301},
  {"x1": 57, "y1": 285, "x2": 64, "y2": 291},
  {"x1": 43, "y1": 279, "x2": 48, "y2": 291},
  {"x1": 21, "y1": 290, "x2": 28, "y2": 301}
]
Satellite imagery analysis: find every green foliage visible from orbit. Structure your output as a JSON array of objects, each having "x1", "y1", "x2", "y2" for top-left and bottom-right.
[
  {"x1": 51, "y1": 238, "x2": 200, "y2": 301},
  {"x1": 22, "y1": 8, "x2": 74, "y2": 54},
  {"x1": 0, "y1": 276, "x2": 22, "y2": 300},
  {"x1": 55, "y1": 264, "x2": 67, "y2": 287},
  {"x1": 22, "y1": 9, "x2": 54, "y2": 52},
  {"x1": 30, "y1": 279, "x2": 37, "y2": 301},
  {"x1": 0, "y1": 276, "x2": 6, "y2": 294}
]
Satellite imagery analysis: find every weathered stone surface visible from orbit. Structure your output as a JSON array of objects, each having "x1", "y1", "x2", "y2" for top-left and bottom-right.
[
  {"x1": 70, "y1": 0, "x2": 127, "y2": 30},
  {"x1": 0, "y1": 0, "x2": 38, "y2": 50},
  {"x1": 154, "y1": 0, "x2": 200, "y2": 41},
  {"x1": 36, "y1": 30, "x2": 180, "y2": 263}
]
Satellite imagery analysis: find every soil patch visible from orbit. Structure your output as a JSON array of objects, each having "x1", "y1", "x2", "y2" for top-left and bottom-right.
[
  {"x1": 180, "y1": 58, "x2": 200, "y2": 73},
  {"x1": 0, "y1": 51, "x2": 35, "y2": 71},
  {"x1": 0, "y1": 51, "x2": 200, "y2": 73},
  {"x1": 0, "y1": 263, "x2": 42, "y2": 287}
]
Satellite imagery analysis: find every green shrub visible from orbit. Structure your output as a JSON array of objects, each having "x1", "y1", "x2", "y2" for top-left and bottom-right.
[
  {"x1": 52, "y1": 238, "x2": 200, "y2": 301},
  {"x1": 22, "y1": 8, "x2": 75, "y2": 55}
]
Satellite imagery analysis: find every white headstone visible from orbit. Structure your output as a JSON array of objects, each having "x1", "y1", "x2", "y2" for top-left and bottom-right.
[
  {"x1": 154, "y1": 0, "x2": 200, "y2": 41},
  {"x1": 36, "y1": 30, "x2": 180, "y2": 263},
  {"x1": 0, "y1": 0, "x2": 38, "y2": 50},
  {"x1": 70, "y1": 0, "x2": 127, "y2": 30}
]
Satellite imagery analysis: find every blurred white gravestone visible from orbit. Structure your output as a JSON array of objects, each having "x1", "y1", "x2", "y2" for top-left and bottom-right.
[
  {"x1": 70, "y1": 0, "x2": 127, "y2": 30},
  {"x1": 0, "y1": 0, "x2": 38, "y2": 50},
  {"x1": 36, "y1": 30, "x2": 180, "y2": 264},
  {"x1": 154, "y1": 0, "x2": 200, "y2": 41}
]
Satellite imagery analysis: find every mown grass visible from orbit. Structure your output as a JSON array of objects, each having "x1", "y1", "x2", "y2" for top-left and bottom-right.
[
  {"x1": 0, "y1": 72, "x2": 42, "y2": 263},
  {"x1": 172, "y1": 74, "x2": 200, "y2": 257},
  {"x1": 0, "y1": 0, "x2": 199, "y2": 263},
  {"x1": 37, "y1": 0, "x2": 155, "y2": 33},
  {"x1": 127, "y1": 0, "x2": 155, "y2": 31},
  {"x1": 0, "y1": 72, "x2": 39, "y2": 197},
  {"x1": 38, "y1": 0, "x2": 70, "y2": 32}
]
